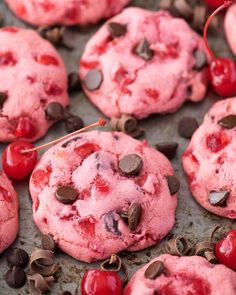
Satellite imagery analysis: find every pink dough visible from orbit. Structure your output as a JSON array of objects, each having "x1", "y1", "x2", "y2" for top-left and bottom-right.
[
  {"x1": 80, "y1": 8, "x2": 208, "y2": 119},
  {"x1": 29, "y1": 131, "x2": 177, "y2": 262},
  {"x1": 124, "y1": 254, "x2": 236, "y2": 295},
  {"x1": 225, "y1": 4, "x2": 236, "y2": 55},
  {"x1": 0, "y1": 27, "x2": 68, "y2": 142},
  {"x1": 183, "y1": 97, "x2": 236, "y2": 218},
  {"x1": 0, "y1": 172, "x2": 18, "y2": 254},
  {"x1": 4, "y1": 0, "x2": 130, "y2": 26}
]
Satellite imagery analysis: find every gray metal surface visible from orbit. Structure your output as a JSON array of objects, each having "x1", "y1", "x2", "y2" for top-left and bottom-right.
[{"x1": 0, "y1": 0, "x2": 235, "y2": 294}]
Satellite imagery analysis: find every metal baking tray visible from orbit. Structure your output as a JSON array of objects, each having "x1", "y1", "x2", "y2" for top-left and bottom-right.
[{"x1": 0, "y1": 0, "x2": 235, "y2": 294}]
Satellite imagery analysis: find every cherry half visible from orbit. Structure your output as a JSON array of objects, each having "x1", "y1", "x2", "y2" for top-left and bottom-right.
[
  {"x1": 2, "y1": 142, "x2": 37, "y2": 180},
  {"x1": 81, "y1": 270, "x2": 122, "y2": 295},
  {"x1": 204, "y1": 1, "x2": 236, "y2": 97},
  {"x1": 215, "y1": 229, "x2": 236, "y2": 270}
]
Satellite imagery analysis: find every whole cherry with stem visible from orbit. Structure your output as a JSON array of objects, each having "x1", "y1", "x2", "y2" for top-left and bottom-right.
[
  {"x1": 204, "y1": 0, "x2": 236, "y2": 97},
  {"x1": 2, "y1": 118, "x2": 106, "y2": 180}
]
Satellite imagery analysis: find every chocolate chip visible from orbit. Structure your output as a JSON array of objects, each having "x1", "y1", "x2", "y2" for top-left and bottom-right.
[
  {"x1": 38, "y1": 26, "x2": 64, "y2": 44},
  {"x1": 144, "y1": 261, "x2": 164, "y2": 280},
  {"x1": 117, "y1": 114, "x2": 138, "y2": 134},
  {"x1": 178, "y1": 117, "x2": 198, "y2": 139},
  {"x1": 45, "y1": 102, "x2": 64, "y2": 120},
  {"x1": 166, "y1": 175, "x2": 180, "y2": 195},
  {"x1": 128, "y1": 202, "x2": 142, "y2": 231},
  {"x1": 156, "y1": 142, "x2": 178, "y2": 160},
  {"x1": 104, "y1": 211, "x2": 121, "y2": 236},
  {"x1": 107, "y1": 22, "x2": 127, "y2": 37},
  {"x1": 134, "y1": 38, "x2": 153, "y2": 61},
  {"x1": 41, "y1": 234, "x2": 56, "y2": 251},
  {"x1": 84, "y1": 69, "x2": 103, "y2": 91},
  {"x1": 218, "y1": 115, "x2": 236, "y2": 129},
  {"x1": 0, "y1": 92, "x2": 7, "y2": 108},
  {"x1": 208, "y1": 191, "x2": 229, "y2": 207},
  {"x1": 118, "y1": 154, "x2": 143, "y2": 176},
  {"x1": 65, "y1": 115, "x2": 84, "y2": 133},
  {"x1": 5, "y1": 266, "x2": 26, "y2": 289},
  {"x1": 55, "y1": 186, "x2": 78, "y2": 204},
  {"x1": 7, "y1": 248, "x2": 29, "y2": 268},
  {"x1": 68, "y1": 72, "x2": 81, "y2": 92},
  {"x1": 193, "y1": 50, "x2": 207, "y2": 70}
]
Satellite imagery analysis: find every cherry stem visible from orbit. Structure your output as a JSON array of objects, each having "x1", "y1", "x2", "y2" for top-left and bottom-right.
[
  {"x1": 203, "y1": 0, "x2": 233, "y2": 61},
  {"x1": 21, "y1": 118, "x2": 106, "y2": 154}
]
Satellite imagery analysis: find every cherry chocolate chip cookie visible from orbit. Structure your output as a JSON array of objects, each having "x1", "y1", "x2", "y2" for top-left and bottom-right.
[
  {"x1": 0, "y1": 27, "x2": 68, "y2": 142},
  {"x1": 30, "y1": 131, "x2": 178, "y2": 262},
  {"x1": 183, "y1": 98, "x2": 236, "y2": 218},
  {"x1": 80, "y1": 8, "x2": 208, "y2": 119}
]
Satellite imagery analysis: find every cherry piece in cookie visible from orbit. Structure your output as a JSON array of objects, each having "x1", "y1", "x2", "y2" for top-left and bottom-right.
[
  {"x1": 204, "y1": 1, "x2": 236, "y2": 96},
  {"x1": 2, "y1": 142, "x2": 37, "y2": 180},
  {"x1": 215, "y1": 229, "x2": 236, "y2": 269},
  {"x1": 81, "y1": 270, "x2": 122, "y2": 295}
]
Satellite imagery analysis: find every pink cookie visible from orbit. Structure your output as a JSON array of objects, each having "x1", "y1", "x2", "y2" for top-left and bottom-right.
[
  {"x1": 0, "y1": 172, "x2": 18, "y2": 254},
  {"x1": 225, "y1": 4, "x2": 236, "y2": 55},
  {"x1": 29, "y1": 131, "x2": 178, "y2": 262},
  {"x1": 124, "y1": 254, "x2": 236, "y2": 295},
  {"x1": 183, "y1": 98, "x2": 236, "y2": 218},
  {"x1": 80, "y1": 8, "x2": 208, "y2": 119},
  {"x1": 5, "y1": 0, "x2": 130, "y2": 26},
  {"x1": 0, "y1": 27, "x2": 68, "y2": 142}
]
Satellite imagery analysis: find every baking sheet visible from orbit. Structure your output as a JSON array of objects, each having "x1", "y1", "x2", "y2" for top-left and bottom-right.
[{"x1": 0, "y1": 0, "x2": 235, "y2": 294}]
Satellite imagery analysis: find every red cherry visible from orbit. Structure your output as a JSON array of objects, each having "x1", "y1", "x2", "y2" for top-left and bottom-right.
[
  {"x1": 2, "y1": 142, "x2": 37, "y2": 180},
  {"x1": 210, "y1": 57, "x2": 236, "y2": 96},
  {"x1": 35, "y1": 54, "x2": 59, "y2": 66},
  {"x1": 203, "y1": 1, "x2": 236, "y2": 97},
  {"x1": 81, "y1": 270, "x2": 122, "y2": 295},
  {"x1": 206, "y1": 0, "x2": 225, "y2": 8},
  {"x1": 215, "y1": 229, "x2": 236, "y2": 269},
  {"x1": 14, "y1": 116, "x2": 35, "y2": 138}
]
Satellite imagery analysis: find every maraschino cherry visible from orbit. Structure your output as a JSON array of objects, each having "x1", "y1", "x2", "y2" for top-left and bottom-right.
[
  {"x1": 81, "y1": 269, "x2": 123, "y2": 295},
  {"x1": 2, "y1": 118, "x2": 106, "y2": 181},
  {"x1": 215, "y1": 229, "x2": 236, "y2": 269},
  {"x1": 204, "y1": 1, "x2": 236, "y2": 97},
  {"x1": 206, "y1": 0, "x2": 225, "y2": 8}
]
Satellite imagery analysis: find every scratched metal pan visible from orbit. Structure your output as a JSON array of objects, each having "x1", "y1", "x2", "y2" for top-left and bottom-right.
[{"x1": 0, "y1": 0, "x2": 235, "y2": 294}]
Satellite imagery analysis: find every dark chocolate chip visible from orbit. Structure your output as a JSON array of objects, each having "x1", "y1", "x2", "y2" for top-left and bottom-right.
[
  {"x1": 134, "y1": 38, "x2": 153, "y2": 61},
  {"x1": 65, "y1": 115, "x2": 84, "y2": 133},
  {"x1": 117, "y1": 114, "x2": 138, "y2": 134},
  {"x1": 218, "y1": 115, "x2": 236, "y2": 129},
  {"x1": 0, "y1": 92, "x2": 7, "y2": 108},
  {"x1": 5, "y1": 266, "x2": 27, "y2": 289},
  {"x1": 156, "y1": 142, "x2": 178, "y2": 160},
  {"x1": 41, "y1": 234, "x2": 56, "y2": 251},
  {"x1": 104, "y1": 211, "x2": 121, "y2": 236},
  {"x1": 68, "y1": 72, "x2": 81, "y2": 92},
  {"x1": 208, "y1": 191, "x2": 229, "y2": 207},
  {"x1": 193, "y1": 50, "x2": 207, "y2": 70},
  {"x1": 107, "y1": 22, "x2": 127, "y2": 37},
  {"x1": 128, "y1": 202, "x2": 142, "y2": 231},
  {"x1": 144, "y1": 261, "x2": 164, "y2": 280},
  {"x1": 38, "y1": 26, "x2": 64, "y2": 44},
  {"x1": 84, "y1": 69, "x2": 103, "y2": 91},
  {"x1": 166, "y1": 175, "x2": 180, "y2": 195},
  {"x1": 118, "y1": 154, "x2": 143, "y2": 176},
  {"x1": 7, "y1": 248, "x2": 29, "y2": 268},
  {"x1": 55, "y1": 186, "x2": 78, "y2": 204},
  {"x1": 178, "y1": 117, "x2": 198, "y2": 139},
  {"x1": 45, "y1": 102, "x2": 64, "y2": 121}
]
